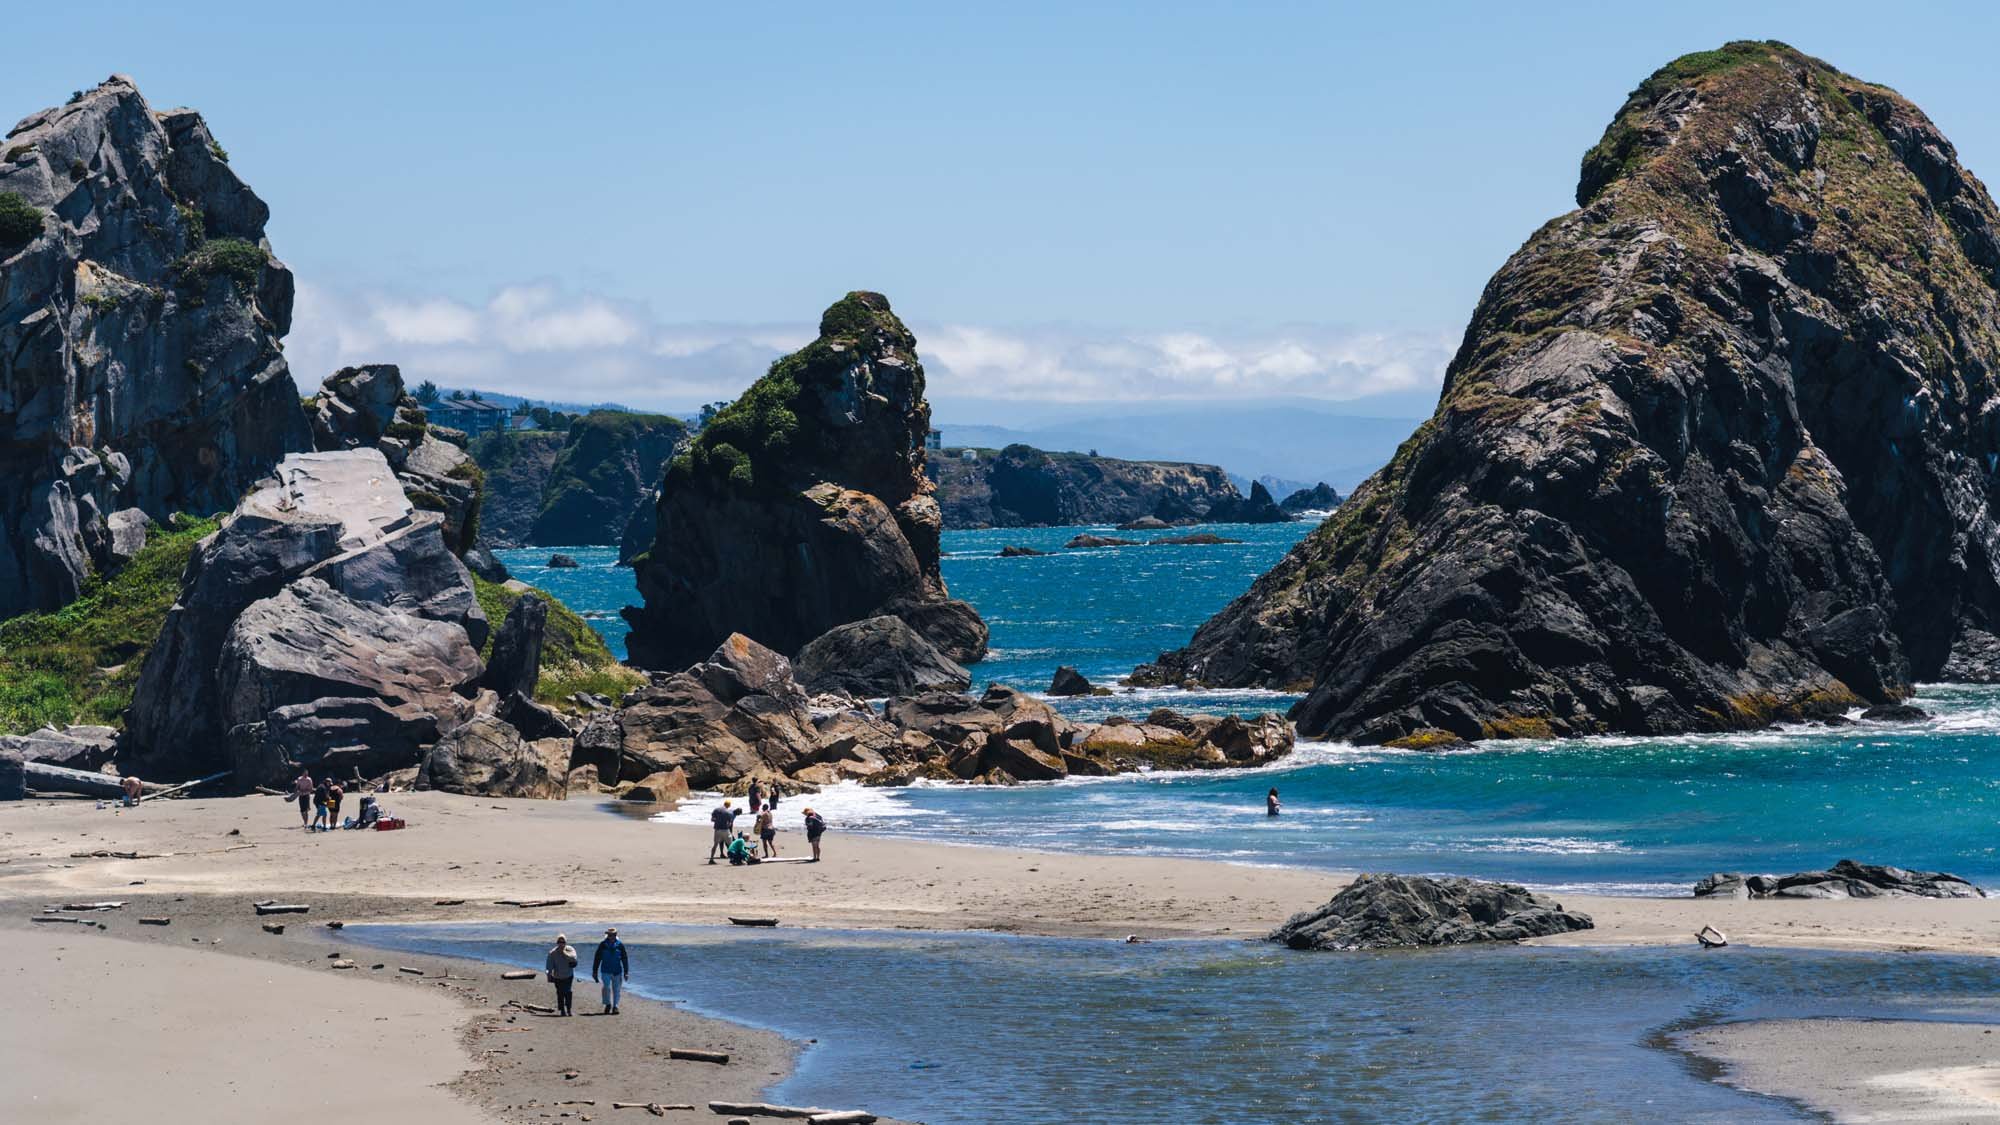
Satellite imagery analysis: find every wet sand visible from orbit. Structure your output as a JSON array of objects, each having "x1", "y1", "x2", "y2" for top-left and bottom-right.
[{"x1": 1678, "y1": 1018, "x2": 2000, "y2": 1122}]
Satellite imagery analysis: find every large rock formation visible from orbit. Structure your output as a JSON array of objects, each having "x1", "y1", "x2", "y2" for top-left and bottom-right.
[
  {"x1": 309, "y1": 364, "x2": 483, "y2": 553},
  {"x1": 931, "y1": 444, "x2": 1251, "y2": 528},
  {"x1": 1270, "y1": 875, "x2": 1595, "y2": 951},
  {"x1": 124, "y1": 449, "x2": 486, "y2": 781},
  {"x1": 794, "y1": 615, "x2": 970, "y2": 698},
  {"x1": 1693, "y1": 859, "x2": 1985, "y2": 900},
  {"x1": 1279, "y1": 482, "x2": 1344, "y2": 514},
  {"x1": 0, "y1": 76, "x2": 311, "y2": 617},
  {"x1": 1201, "y1": 480, "x2": 1295, "y2": 524},
  {"x1": 624, "y1": 293, "x2": 986, "y2": 667},
  {"x1": 467, "y1": 429, "x2": 565, "y2": 548},
  {"x1": 1144, "y1": 43, "x2": 2000, "y2": 743}
]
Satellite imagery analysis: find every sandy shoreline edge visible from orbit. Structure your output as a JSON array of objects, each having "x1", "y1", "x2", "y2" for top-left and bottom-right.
[{"x1": 9, "y1": 790, "x2": 2000, "y2": 1122}]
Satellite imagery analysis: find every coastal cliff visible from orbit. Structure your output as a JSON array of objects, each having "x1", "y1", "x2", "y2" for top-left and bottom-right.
[
  {"x1": 624, "y1": 292, "x2": 987, "y2": 667},
  {"x1": 932, "y1": 445, "x2": 1250, "y2": 528},
  {"x1": 0, "y1": 76, "x2": 309, "y2": 617},
  {"x1": 470, "y1": 411, "x2": 686, "y2": 547},
  {"x1": 1143, "y1": 42, "x2": 2000, "y2": 744}
]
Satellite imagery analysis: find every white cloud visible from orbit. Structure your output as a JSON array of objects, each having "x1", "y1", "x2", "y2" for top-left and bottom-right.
[{"x1": 285, "y1": 281, "x2": 1452, "y2": 411}]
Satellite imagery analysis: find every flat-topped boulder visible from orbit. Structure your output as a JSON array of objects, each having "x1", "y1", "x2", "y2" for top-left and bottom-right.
[
  {"x1": 1271, "y1": 874, "x2": 1594, "y2": 950},
  {"x1": 416, "y1": 716, "x2": 566, "y2": 800},
  {"x1": 124, "y1": 449, "x2": 485, "y2": 781}
]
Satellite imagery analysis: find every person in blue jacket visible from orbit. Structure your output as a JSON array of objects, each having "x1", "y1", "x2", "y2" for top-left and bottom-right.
[{"x1": 591, "y1": 927, "x2": 631, "y2": 1014}]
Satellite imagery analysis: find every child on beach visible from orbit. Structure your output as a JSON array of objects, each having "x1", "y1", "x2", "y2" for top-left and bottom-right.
[
  {"x1": 755, "y1": 806, "x2": 777, "y2": 857},
  {"x1": 803, "y1": 807, "x2": 826, "y2": 862},
  {"x1": 312, "y1": 779, "x2": 330, "y2": 831}
]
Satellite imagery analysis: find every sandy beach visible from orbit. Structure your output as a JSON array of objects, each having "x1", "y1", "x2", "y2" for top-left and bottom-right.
[
  {"x1": 7, "y1": 789, "x2": 2000, "y2": 1122},
  {"x1": 1678, "y1": 1018, "x2": 2000, "y2": 1123}
]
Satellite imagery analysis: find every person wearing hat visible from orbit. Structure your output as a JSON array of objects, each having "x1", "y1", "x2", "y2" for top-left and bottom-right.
[
  {"x1": 591, "y1": 927, "x2": 631, "y2": 1014},
  {"x1": 707, "y1": 798, "x2": 741, "y2": 865},
  {"x1": 545, "y1": 933, "x2": 578, "y2": 1016}
]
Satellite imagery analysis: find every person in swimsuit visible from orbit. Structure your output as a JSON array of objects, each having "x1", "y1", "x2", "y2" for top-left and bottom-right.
[{"x1": 1266, "y1": 787, "x2": 1282, "y2": 816}]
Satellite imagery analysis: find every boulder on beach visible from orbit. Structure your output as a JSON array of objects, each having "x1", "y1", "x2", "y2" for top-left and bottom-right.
[
  {"x1": 1695, "y1": 860, "x2": 1985, "y2": 900},
  {"x1": 1270, "y1": 874, "x2": 1595, "y2": 950},
  {"x1": 0, "y1": 725, "x2": 120, "y2": 771},
  {"x1": 416, "y1": 716, "x2": 567, "y2": 800},
  {"x1": 619, "y1": 768, "x2": 690, "y2": 803},
  {"x1": 795, "y1": 615, "x2": 970, "y2": 698}
]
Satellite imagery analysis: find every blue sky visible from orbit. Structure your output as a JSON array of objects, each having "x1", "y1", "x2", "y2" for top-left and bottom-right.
[{"x1": 9, "y1": 2, "x2": 2000, "y2": 419}]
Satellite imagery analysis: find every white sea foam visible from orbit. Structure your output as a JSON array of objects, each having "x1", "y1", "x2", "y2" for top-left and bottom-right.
[
  {"x1": 1461, "y1": 836, "x2": 1634, "y2": 855},
  {"x1": 649, "y1": 781, "x2": 938, "y2": 827}
]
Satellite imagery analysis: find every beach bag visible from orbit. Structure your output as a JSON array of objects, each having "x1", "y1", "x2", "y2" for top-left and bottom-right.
[{"x1": 374, "y1": 817, "x2": 406, "y2": 831}]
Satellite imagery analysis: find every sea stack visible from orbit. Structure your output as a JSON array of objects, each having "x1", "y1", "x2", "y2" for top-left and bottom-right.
[
  {"x1": 1142, "y1": 42, "x2": 2000, "y2": 744},
  {"x1": 0, "y1": 76, "x2": 310, "y2": 615},
  {"x1": 624, "y1": 292, "x2": 987, "y2": 668}
]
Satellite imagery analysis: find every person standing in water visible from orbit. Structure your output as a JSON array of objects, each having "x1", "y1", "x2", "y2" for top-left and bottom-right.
[
  {"x1": 545, "y1": 934, "x2": 578, "y2": 1016},
  {"x1": 747, "y1": 778, "x2": 765, "y2": 815},
  {"x1": 592, "y1": 927, "x2": 630, "y2": 1014},
  {"x1": 1267, "y1": 787, "x2": 1282, "y2": 816}
]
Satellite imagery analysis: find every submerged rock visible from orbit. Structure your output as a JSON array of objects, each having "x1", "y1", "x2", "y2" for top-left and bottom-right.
[
  {"x1": 546, "y1": 553, "x2": 580, "y2": 568},
  {"x1": 1065, "y1": 534, "x2": 1140, "y2": 549},
  {"x1": 997, "y1": 545, "x2": 1046, "y2": 558},
  {"x1": 1860, "y1": 703, "x2": 1929, "y2": 722},
  {"x1": 624, "y1": 292, "x2": 986, "y2": 669},
  {"x1": 1271, "y1": 874, "x2": 1595, "y2": 950},
  {"x1": 0, "y1": 77, "x2": 312, "y2": 616},
  {"x1": 1149, "y1": 43, "x2": 2000, "y2": 744}
]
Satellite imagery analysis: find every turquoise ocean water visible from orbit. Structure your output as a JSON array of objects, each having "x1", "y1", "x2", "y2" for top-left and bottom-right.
[
  {"x1": 510, "y1": 522, "x2": 2000, "y2": 893},
  {"x1": 355, "y1": 921, "x2": 2000, "y2": 1124}
]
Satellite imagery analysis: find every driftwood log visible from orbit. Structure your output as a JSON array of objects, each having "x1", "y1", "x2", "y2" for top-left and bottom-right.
[
  {"x1": 253, "y1": 903, "x2": 309, "y2": 916},
  {"x1": 501, "y1": 970, "x2": 537, "y2": 980},
  {"x1": 668, "y1": 1047, "x2": 729, "y2": 1065}
]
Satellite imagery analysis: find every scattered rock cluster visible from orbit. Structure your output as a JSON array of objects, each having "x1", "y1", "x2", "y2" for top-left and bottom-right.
[
  {"x1": 1693, "y1": 860, "x2": 1985, "y2": 900},
  {"x1": 1270, "y1": 874, "x2": 1595, "y2": 950}
]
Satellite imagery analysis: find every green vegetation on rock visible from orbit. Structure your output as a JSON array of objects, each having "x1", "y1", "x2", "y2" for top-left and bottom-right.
[
  {"x1": 0, "y1": 516, "x2": 218, "y2": 733},
  {"x1": 471, "y1": 575, "x2": 643, "y2": 708},
  {"x1": 173, "y1": 236, "x2": 266, "y2": 285},
  {"x1": 0, "y1": 190, "x2": 44, "y2": 250}
]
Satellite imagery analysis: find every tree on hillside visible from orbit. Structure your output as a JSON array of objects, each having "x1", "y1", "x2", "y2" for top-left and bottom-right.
[
  {"x1": 414, "y1": 380, "x2": 441, "y2": 405},
  {"x1": 449, "y1": 389, "x2": 467, "y2": 401},
  {"x1": 512, "y1": 400, "x2": 533, "y2": 416},
  {"x1": 696, "y1": 400, "x2": 731, "y2": 431},
  {"x1": 467, "y1": 390, "x2": 483, "y2": 402}
]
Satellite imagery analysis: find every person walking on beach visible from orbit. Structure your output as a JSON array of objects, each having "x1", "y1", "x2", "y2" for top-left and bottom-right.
[
  {"x1": 1267, "y1": 787, "x2": 1282, "y2": 816},
  {"x1": 327, "y1": 779, "x2": 345, "y2": 829},
  {"x1": 755, "y1": 805, "x2": 777, "y2": 858},
  {"x1": 592, "y1": 927, "x2": 630, "y2": 1015},
  {"x1": 293, "y1": 770, "x2": 314, "y2": 828},
  {"x1": 708, "y1": 799, "x2": 739, "y2": 865},
  {"x1": 803, "y1": 807, "x2": 827, "y2": 863},
  {"x1": 766, "y1": 781, "x2": 781, "y2": 812},
  {"x1": 546, "y1": 934, "x2": 578, "y2": 1016},
  {"x1": 311, "y1": 778, "x2": 330, "y2": 831}
]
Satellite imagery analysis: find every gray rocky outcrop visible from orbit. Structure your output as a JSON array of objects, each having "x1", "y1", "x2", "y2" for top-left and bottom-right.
[
  {"x1": 1693, "y1": 859, "x2": 1985, "y2": 900},
  {"x1": 1049, "y1": 666, "x2": 1094, "y2": 696},
  {"x1": 1144, "y1": 43, "x2": 2000, "y2": 743},
  {"x1": 308, "y1": 364, "x2": 482, "y2": 553},
  {"x1": 229, "y1": 697, "x2": 440, "y2": 789},
  {"x1": 0, "y1": 750, "x2": 21, "y2": 800},
  {"x1": 1270, "y1": 874, "x2": 1595, "y2": 950},
  {"x1": 594, "y1": 635, "x2": 819, "y2": 788},
  {"x1": 463, "y1": 543, "x2": 509, "y2": 583},
  {"x1": 0, "y1": 76, "x2": 313, "y2": 616},
  {"x1": 624, "y1": 292, "x2": 986, "y2": 668},
  {"x1": 1202, "y1": 480, "x2": 1294, "y2": 524},
  {"x1": 1278, "y1": 482, "x2": 1344, "y2": 513},
  {"x1": 0, "y1": 724, "x2": 119, "y2": 771},
  {"x1": 124, "y1": 449, "x2": 486, "y2": 780},
  {"x1": 482, "y1": 594, "x2": 547, "y2": 699},
  {"x1": 416, "y1": 716, "x2": 567, "y2": 800},
  {"x1": 794, "y1": 615, "x2": 970, "y2": 698}
]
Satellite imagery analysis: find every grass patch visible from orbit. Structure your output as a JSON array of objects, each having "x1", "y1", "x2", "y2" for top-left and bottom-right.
[
  {"x1": 471, "y1": 575, "x2": 643, "y2": 708},
  {"x1": 174, "y1": 237, "x2": 266, "y2": 285},
  {"x1": 0, "y1": 516, "x2": 219, "y2": 733}
]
